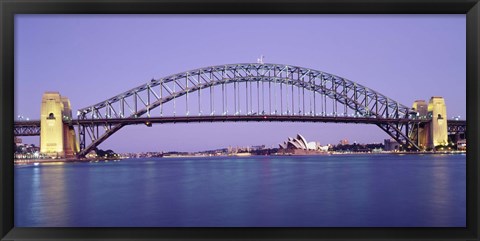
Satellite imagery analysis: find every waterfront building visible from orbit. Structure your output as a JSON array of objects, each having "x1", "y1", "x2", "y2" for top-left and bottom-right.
[
  {"x1": 14, "y1": 143, "x2": 42, "y2": 159},
  {"x1": 251, "y1": 145, "x2": 266, "y2": 150},
  {"x1": 456, "y1": 139, "x2": 466, "y2": 151},
  {"x1": 85, "y1": 150, "x2": 97, "y2": 158},
  {"x1": 279, "y1": 134, "x2": 328, "y2": 154},
  {"x1": 14, "y1": 137, "x2": 22, "y2": 146},
  {"x1": 384, "y1": 139, "x2": 400, "y2": 151}
]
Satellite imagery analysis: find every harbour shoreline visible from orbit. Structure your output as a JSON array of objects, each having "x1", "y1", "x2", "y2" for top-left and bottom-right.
[{"x1": 14, "y1": 150, "x2": 466, "y2": 165}]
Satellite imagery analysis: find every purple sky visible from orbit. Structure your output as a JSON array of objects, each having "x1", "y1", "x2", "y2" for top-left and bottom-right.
[{"x1": 15, "y1": 15, "x2": 466, "y2": 153}]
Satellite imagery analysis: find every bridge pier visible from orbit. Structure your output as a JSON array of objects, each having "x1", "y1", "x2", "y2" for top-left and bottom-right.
[
  {"x1": 40, "y1": 92, "x2": 79, "y2": 158},
  {"x1": 412, "y1": 97, "x2": 448, "y2": 150}
]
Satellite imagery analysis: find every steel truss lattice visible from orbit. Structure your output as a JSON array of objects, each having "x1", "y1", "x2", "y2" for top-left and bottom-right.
[
  {"x1": 447, "y1": 120, "x2": 466, "y2": 134},
  {"x1": 77, "y1": 63, "x2": 422, "y2": 157},
  {"x1": 14, "y1": 121, "x2": 41, "y2": 136}
]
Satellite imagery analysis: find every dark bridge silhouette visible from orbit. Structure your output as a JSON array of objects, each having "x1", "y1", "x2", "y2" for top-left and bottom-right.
[{"x1": 14, "y1": 63, "x2": 466, "y2": 157}]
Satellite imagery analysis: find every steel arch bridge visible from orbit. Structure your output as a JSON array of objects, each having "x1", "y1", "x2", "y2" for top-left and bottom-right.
[{"x1": 76, "y1": 63, "x2": 424, "y2": 157}]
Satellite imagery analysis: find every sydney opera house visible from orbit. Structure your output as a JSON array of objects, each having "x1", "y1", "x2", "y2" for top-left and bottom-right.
[{"x1": 279, "y1": 134, "x2": 329, "y2": 155}]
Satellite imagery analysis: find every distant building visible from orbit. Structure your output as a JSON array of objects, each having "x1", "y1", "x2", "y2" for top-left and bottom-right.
[
  {"x1": 85, "y1": 150, "x2": 97, "y2": 158},
  {"x1": 340, "y1": 139, "x2": 349, "y2": 145},
  {"x1": 457, "y1": 139, "x2": 466, "y2": 151},
  {"x1": 14, "y1": 137, "x2": 22, "y2": 146},
  {"x1": 384, "y1": 139, "x2": 400, "y2": 151},
  {"x1": 279, "y1": 134, "x2": 329, "y2": 154},
  {"x1": 251, "y1": 145, "x2": 266, "y2": 150}
]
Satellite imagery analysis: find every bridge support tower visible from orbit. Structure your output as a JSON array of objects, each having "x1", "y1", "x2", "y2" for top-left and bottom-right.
[
  {"x1": 40, "y1": 92, "x2": 79, "y2": 158},
  {"x1": 412, "y1": 97, "x2": 448, "y2": 150}
]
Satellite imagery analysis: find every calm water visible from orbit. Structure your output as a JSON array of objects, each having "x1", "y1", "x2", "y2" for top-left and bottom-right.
[{"x1": 15, "y1": 154, "x2": 466, "y2": 227}]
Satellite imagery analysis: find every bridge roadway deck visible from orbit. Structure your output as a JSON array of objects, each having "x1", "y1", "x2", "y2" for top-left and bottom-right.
[
  {"x1": 14, "y1": 116, "x2": 429, "y2": 126},
  {"x1": 13, "y1": 117, "x2": 466, "y2": 137},
  {"x1": 14, "y1": 116, "x2": 468, "y2": 126},
  {"x1": 77, "y1": 115, "x2": 428, "y2": 125}
]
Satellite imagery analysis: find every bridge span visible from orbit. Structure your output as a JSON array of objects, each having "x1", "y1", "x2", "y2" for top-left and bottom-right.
[
  {"x1": 13, "y1": 63, "x2": 466, "y2": 157},
  {"x1": 14, "y1": 117, "x2": 466, "y2": 137}
]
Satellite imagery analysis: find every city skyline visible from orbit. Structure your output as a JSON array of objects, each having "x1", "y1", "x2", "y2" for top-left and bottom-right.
[{"x1": 15, "y1": 15, "x2": 466, "y2": 152}]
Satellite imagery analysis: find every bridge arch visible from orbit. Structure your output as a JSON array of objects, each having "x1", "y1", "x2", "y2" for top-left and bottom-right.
[{"x1": 77, "y1": 63, "x2": 419, "y2": 157}]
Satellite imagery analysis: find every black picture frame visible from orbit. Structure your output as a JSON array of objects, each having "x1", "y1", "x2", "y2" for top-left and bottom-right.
[{"x1": 1, "y1": 0, "x2": 479, "y2": 240}]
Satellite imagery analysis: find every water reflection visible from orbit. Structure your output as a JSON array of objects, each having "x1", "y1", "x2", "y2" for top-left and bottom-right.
[
  {"x1": 15, "y1": 154, "x2": 466, "y2": 227},
  {"x1": 41, "y1": 165, "x2": 68, "y2": 226}
]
